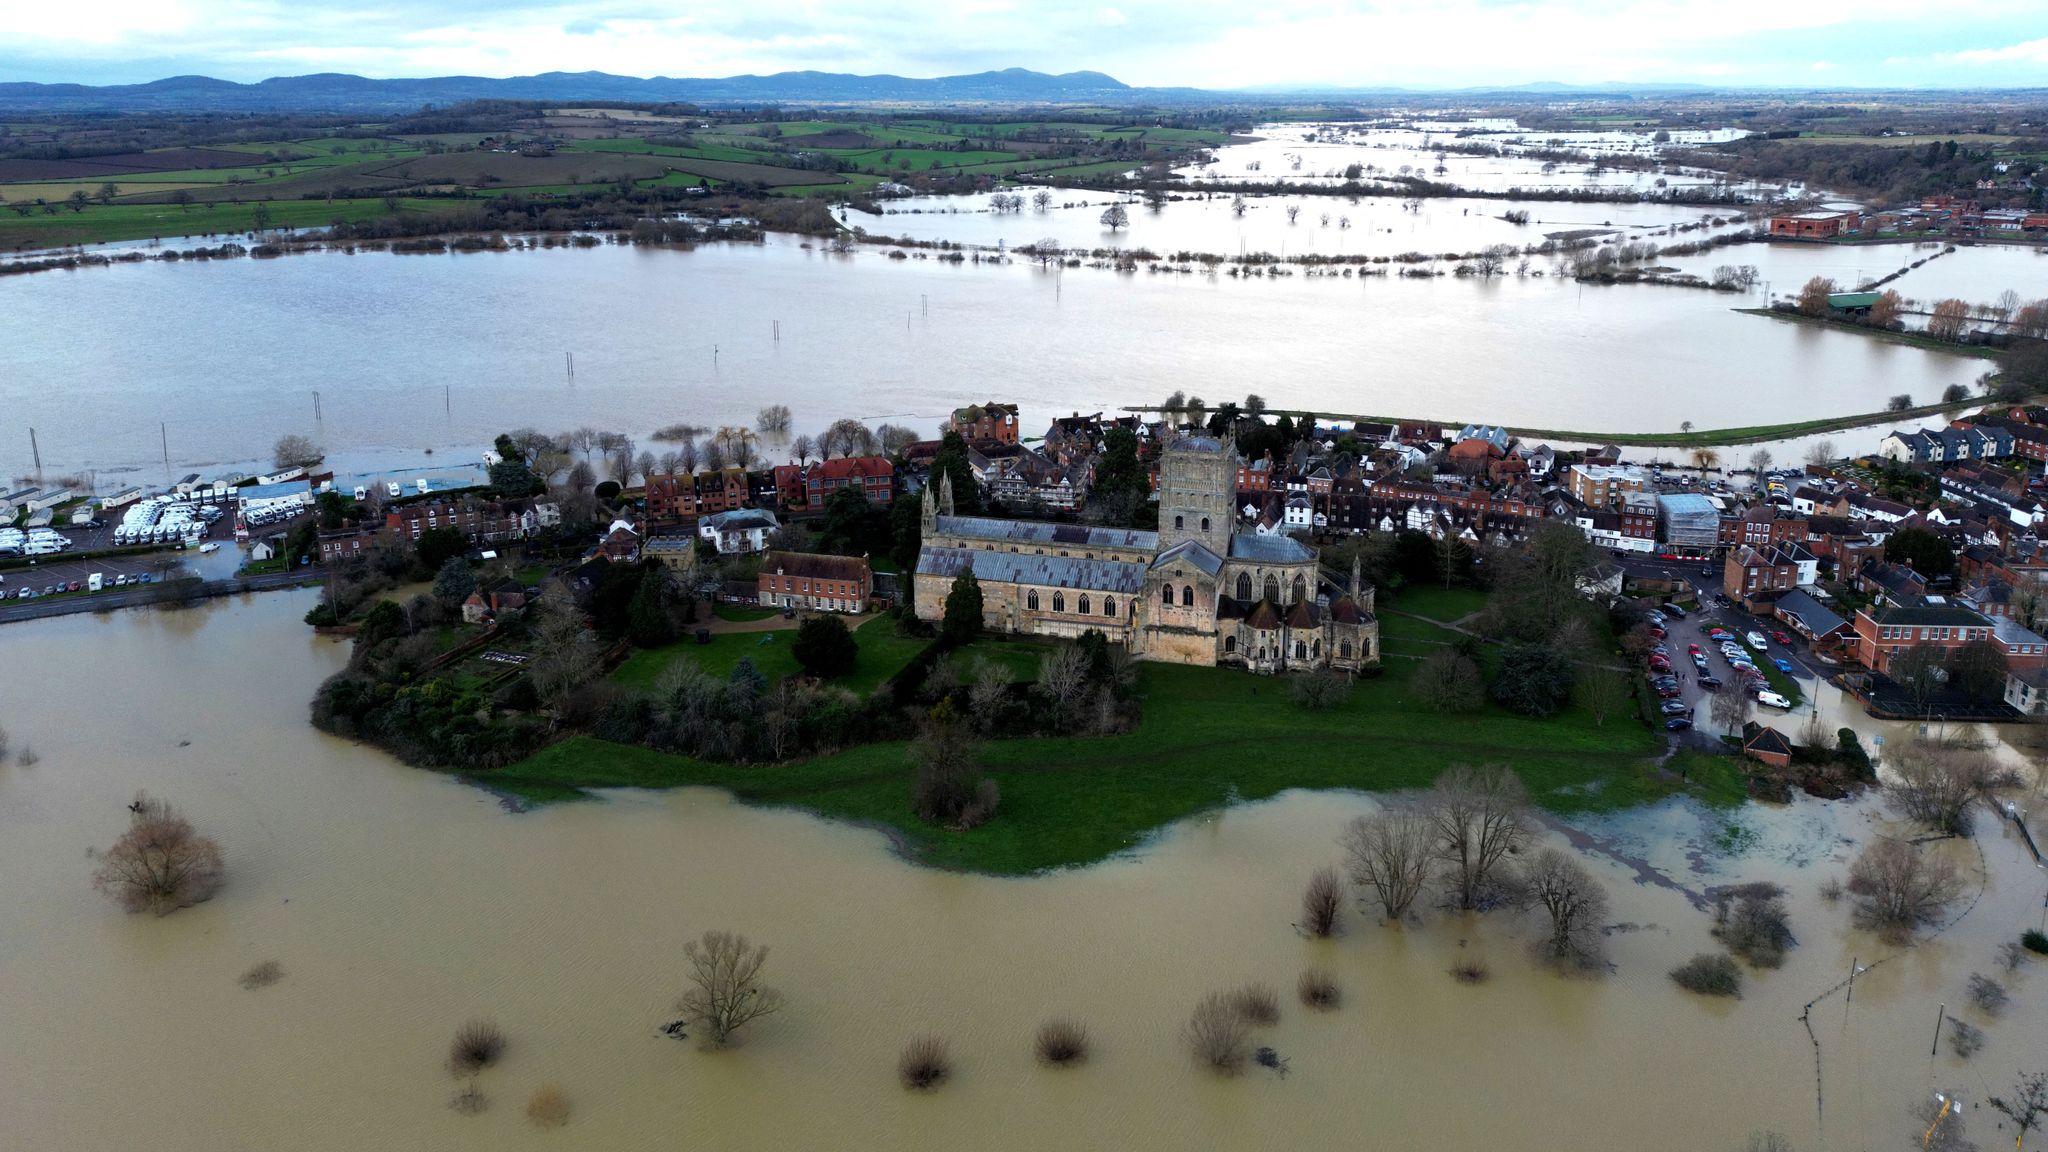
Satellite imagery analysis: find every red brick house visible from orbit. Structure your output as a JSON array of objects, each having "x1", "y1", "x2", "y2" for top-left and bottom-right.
[
  {"x1": 1851, "y1": 603, "x2": 1995, "y2": 674},
  {"x1": 945, "y1": 402, "x2": 1020, "y2": 446},
  {"x1": 317, "y1": 527, "x2": 376, "y2": 565},
  {"x1": 777, "y1": 456, "x2": 894, "y2": 513},
  {"x1": 1719, "y1": 505, "x2": 1807, "y2": 550},
  {"x1": 384, "y1": 497, "x2": 530, "y2": 545},
  {"x1": 1724, "y1": 544, "x2": 1798, "y2": 610},
  {"x1": 1742, "y1": 723, "x2": 1793, "y2": 769},
  {"x1": 1768, "y1": 210, "x2": 1858, "y2": 238},
  {"x1": 755, "y1": 550, "x2": 872, "y2": 614}
]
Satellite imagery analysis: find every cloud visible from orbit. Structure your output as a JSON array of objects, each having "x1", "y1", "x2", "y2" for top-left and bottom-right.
[{"x1": 1939, "y1": 36, "x2": 2048, "y2": 63}]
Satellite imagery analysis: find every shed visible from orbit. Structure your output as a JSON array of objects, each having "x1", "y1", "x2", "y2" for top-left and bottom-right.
[{"x1": 1742, "y1": 723, "x2": 1794, "y2": 770}]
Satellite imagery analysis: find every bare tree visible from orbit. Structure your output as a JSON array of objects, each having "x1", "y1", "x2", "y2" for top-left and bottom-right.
[
  {"x1": 1710, "y1": 678, "x2": 1753, "y2": 732},
  {"x1": 1413, "y1": 647, "x2": 1484, "y2": 712},
  {"x1": 1990, "y1": 1070, "x2": 2048, "y2": 1152},
  {"x1": 1230, "y1": 194, "x2": 1247, "y2": 217},
  {"x1": 876, "y1": 423, "x2": 920, "y2": 456},
  {"x1": 790, "y1": 434, "x2": 816, "y2": 465},
  {"x1": 1576, "y1": 668, "x2": 1629, "y2": 727},
  {"x1": 1427, "y1": 765, "x2": 1530, "y2": 911},
  {"x1": 1183, "y1": 992, "x2": 1249, "y2": 1074},
  {"x1": 272, "y1": 434, "x2": 322, "y2": 469},
  {"x1": 525, "y1": 590, "x2": 601, "y2": 708},
  {"x1": 1031, "y1": 189, "x2": 1052, "y2": 212},
  {"x1": 677, "y1": 930, "x2": 784, "y2": 1049},
  {"x1": 1927, "y1": 297, "x2": 1971, "y2": 342},
  {"x1": 1804, "y1": 439, "x2": 1837, "y2": 470},
  {"x1": 1525, "y1": 847, "x2": 1610, "y2": 971},
  {"x1": 91, "y1": 792, "x2": 224, "y2": 915},
  {"x1": 1300, "y1": 865, "x2": 1344, "y2": 937},
  {"x1": 1099, "y1": 203, "x2": 1128, "y2": 232},
  {"x1": 756, "y1": 404, "x2": 792, "y2": 436},
  {"x1": 1747, "y1": 448, "x2": 1772, "y2": 477},
  {"x1": 1989, "y1": 288, "x2": 2022, "y2": 325},
  {"x1": 966, "y1": 659, "x2": 1013, "y2": 733},
  {"x1": 1887, "y1": 741, "x2": 1994, "y2": 836},
  {"x1": 1868, "y1": 288, "x2": 1903, "y2": 329},
  {"x1": 1846, "y1": 838, "x2": 1963, "y2": 944},
  {"x1": 676, "y1": 436, "x2": 701, "y2": 475},
  {"x1": 1037, "y1": 646, "x2": 1089, "y2": 730},
  {"x1": 1341, "y1": 805, "x2": 1433, "y2": 920}
]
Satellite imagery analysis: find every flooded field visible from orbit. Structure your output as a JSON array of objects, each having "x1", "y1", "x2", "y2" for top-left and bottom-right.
[
  {"x1": 0, "y1": 236, "x2": 1985, "y2": 483},
  {"x1": 2, "y1": 593, "x2": 2045, "y2": 1150}
]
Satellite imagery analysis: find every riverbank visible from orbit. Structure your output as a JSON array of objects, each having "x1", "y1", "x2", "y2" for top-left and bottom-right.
[{"x1": 1733, "y1": 307, "x2": 2006, "y2": 360}]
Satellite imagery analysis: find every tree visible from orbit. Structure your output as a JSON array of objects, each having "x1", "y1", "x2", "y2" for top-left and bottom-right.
[
  {"x1": 1031, "y1": 189, "x2": 1052, "y2": 212},
  {"x1": 1036, "y1": 646, "x2": 1089, "y2": 730},
  {"x1": 1575, "y1": 668, "x2": 1629, "y2": 727},
  {"x1": 1525, "y1": 848, "x2": 1610, "y2": 971},
  {"x1": 792, "y1": 615, "x2": 858, "y2": 679},
  {"x1": 876, "y1": 423, "x2": 920, "y2": 456},
  {"x1": 251, "y1": 202, "x2": 272, "y2": 231},
  {"x1": 1427, "y1": 765, "x2": 1529, "y2": 911},
  {"x1": 1943, "y1": 383, "x2": 1969, "y2": 403},
  {"x1": 1491, "y1": 644, "x2": 1575, "y2": 717},
  {"x1": 677, "y1": 931, "x2": 784, "y2": 1049},
  {"x1": 966, "y1": 659, "x2": 1013, "y2": 732},
  {"x1": 91, "y1": 793, "x2": 224, "y2": 915},
  {"x1": 1949, "y1": 638, "x2": 2007, "y2": 703},
  {"x1": 1989, "y1": 1070, "x2": 2048, "y2": 1152},
  {"x1": 169, "y1": 188, "x2": 192, "y2": 212},
  {"x1": 1884, "y1": 525, "x2": 1954, "y2": 579},
  {"x1": 66, "y1": 188, "x2": 90, "y2": 213},
  {"x1": 1341, "y1": 805, "x2": 1433, "y2": 920},
  {"x1": 2014, "y1": 299, "x2": 2048, "y2": 342},
  {"x1": 756, "y1": 405, "x2": 792, "y2": 436},
  {"x1": 1846, "y1": 837, "x2": 1962, "y2": 944},
  {"x1": 1413, "y1": 647, "x2": 1484, "y2": 713},
  {"x1": 273, "y1": 434, "x2": 322, "y2": 469},
  {"x1": 910, "y1": 700, "x2": 996, "y2": 828},
  {"x1": 1434, "y1": 533, "x2": 1469, "y2": 587},
  {"x1": 432, "y1": 557, "x2": 477, "y2": 607},
  {"x1": 626, "y1": 565, "x2": 677, "y2": 648},
  {"x1": 526, "y1": 591, "x2": 602, "y2": 708},
  {"x1": 1890, "y1": 643, "x2": 1946, "y2": 712},
  {"x1": 930, "y1": 431, "x2": 983, "y2": 516},
  {"x1": 1099, "y1": 203, "x2": 1129, "y2": 232},
  {"x1": 1867, "y1": 288, "x2": 1903, "y2": 329},
  {"x1": 940, "y1": 568, "x2": 983, "y2": 647},
  {"x1": 1927, "y1": 297, "x2": 1971, "y2": 342},
  {"x1": 1803, "y1": 439, "x2": 1837, "y2": 470},
  {"x1": 1710, "y1": 678, "x2": 1753, "y2": 732},
  {"x1": 1747, "y1": 448, "x2": 1772, "y2": 477},
  {"x1": 1300, "y1": 866, "x2": 1344, "y2": 937},
  {"x1": 1796, "y1": 276, "x2": 1837, "y2": 317},
  {"x1": 1230, "y1": 194, "x2": 1247, "y2": 217},
  {"x1": 95, "y1": 181, "x2": 118, "y2": 205},
  {"x1": 1886, "y1": 741, "x2": 1994, "y2": 835},
  {"x1": 1089, "y1": 426, "x2": 1150, "y2": 526}
]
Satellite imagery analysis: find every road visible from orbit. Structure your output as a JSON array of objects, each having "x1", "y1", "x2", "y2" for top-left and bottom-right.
[{"x1": 0, "y1": 569, "x2": 320, "y2": 625}]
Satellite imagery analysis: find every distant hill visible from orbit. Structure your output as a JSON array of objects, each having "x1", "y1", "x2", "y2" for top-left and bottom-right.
[{"x1": 0, "y1": 68, "x2": 1145, "y2": 112}]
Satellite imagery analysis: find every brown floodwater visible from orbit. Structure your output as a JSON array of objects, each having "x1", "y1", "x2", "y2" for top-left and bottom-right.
[{"x1": 2, "y1": 592, "x2": 2044, "y2": 1150}]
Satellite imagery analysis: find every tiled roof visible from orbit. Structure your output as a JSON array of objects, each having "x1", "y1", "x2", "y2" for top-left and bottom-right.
[
  {"x1": 1229, "y1": 533, "x2": 1315, "y2": 563},
  {"x1": 934, "y1": 515, "x2": 1158, "y2": 552},
  {"x1": 1153, "y1": 540, "x2": 1225, "y2": 576},
  {"x1": 1773, "y1": 588, "x2": 1846, "y2": 637},
  {"x1": 915, "y1": 546, "x2": 1146, "y2": 594},
  {"x1": 703, "y1": 509, "x2": 780, "y2": 531},
  {"x1": 761, "y1": 550, "x2": 870, "y2": 582}
]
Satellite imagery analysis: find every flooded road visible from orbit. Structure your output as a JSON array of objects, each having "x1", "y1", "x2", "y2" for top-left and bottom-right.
[{"x1": 3, "y1": 592, "x2": 2044, "y2": 1150}]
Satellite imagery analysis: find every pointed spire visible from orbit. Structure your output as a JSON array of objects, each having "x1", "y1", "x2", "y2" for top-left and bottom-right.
[{"x1": 938, "y1": 469, "x2": 956, "y2": 517}]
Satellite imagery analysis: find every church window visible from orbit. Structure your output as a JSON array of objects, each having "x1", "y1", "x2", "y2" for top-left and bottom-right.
[
  {"x1": 1292, "y1": 575, "x2": 1306, "y2": 604},
  {"x1": 1027, "y1": 590, "x2": 1039, "y2": 611},
  {"x1": 1236, "y1": 573, "x2": 1252, "y2": 601},
  {"x1": 1313, "y1": 639, "x2": 1321, "y2": 658},
  {"x1": 1340, "y1": 641, "x2": 1352, "y2": 659},
  {"x1": 1161, "y1": 583, "x2": 1173, "y2": 604},
  {"x1": 1225, "y1": 636, "x2": 1237, "y2": 653},
  {"x1": 1174, "y1": 515, "x2": 1184, "y2": 530},
  {"x1": 1053, "y1": 592, "x2": 1065, "y2": 613},
  {"x1": 1294, "y1": 641, "x2": 1306, "y2": 659},
  {"x1": 1181, "y1": 585, "x2": 1194, "y2": 607},
  {"x1": 1103, "y1": 597, "x2": 1116, "y2": 617},
  {"x1": 1078, "y1": 595, "x2": 1091, "y2": 615},
  {"x1": 1201, "y1": 516, "x2": 1210, "y2": 531},
  {"x1": 1264, "y1": 575, "x2": 1280, "y2": 602}
]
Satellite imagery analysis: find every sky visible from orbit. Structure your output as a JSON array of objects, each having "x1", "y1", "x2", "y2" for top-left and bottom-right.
[{"x1": 3, "y1": 0, "x2": 2046, "y2": 89}]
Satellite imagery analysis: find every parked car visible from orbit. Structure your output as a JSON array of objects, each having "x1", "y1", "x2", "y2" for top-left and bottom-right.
[
  {"x1": 1692, "y1": 654, "x2": 1710, "y2": 671},
  {"x1": 1707, "y1": 628, "x2": 1734, "y2": 642},
  {"x1": 1697, "y1": 675, "x2": 1722, "y2": 689},
  {"x1": 1755, "y1": 690, "x2": 1792, "y2": 710},
  {"x1": 1647, "y1": 626, "x2": 1667, "y2": 639},
  {"x1": 1664, "y1": 603, "x2": 1688, "y2": 618},
  {"x1": 1665, "y1": 716, "x2": 1694, "y2": 731},
  {"x1": 1686, "y1": 643, "x2": 1702, "y2": 655},
  {"x1": 1772, "y1": 658, "x2": 1795, "y2": 674},
  {"x1": 1660, "y1": 699, "x2": 1692, "y2": 715},
  {"x1": 1769, "y1": 630, "x2": 1793, "y2": 645}
]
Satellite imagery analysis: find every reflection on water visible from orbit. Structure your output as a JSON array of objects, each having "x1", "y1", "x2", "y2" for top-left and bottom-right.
[{"x1": 2, "y1": 592, "x2": 2044, "y2": 1150}]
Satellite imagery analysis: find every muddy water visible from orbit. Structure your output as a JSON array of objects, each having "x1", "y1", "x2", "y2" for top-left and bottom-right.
[{"x1": 3, "y1": 592, "x2": 2045, "y2": 1150}]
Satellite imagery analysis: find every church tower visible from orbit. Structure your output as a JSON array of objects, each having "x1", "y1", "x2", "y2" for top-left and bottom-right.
[{"x1": 1155, "y1": 433, "x2": 1237, "y2": 556}]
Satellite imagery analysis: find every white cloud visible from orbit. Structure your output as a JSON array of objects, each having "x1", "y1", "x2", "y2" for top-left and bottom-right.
[{"x1": 1940, "y1": 37, "x2": 2048, "y2": 63}]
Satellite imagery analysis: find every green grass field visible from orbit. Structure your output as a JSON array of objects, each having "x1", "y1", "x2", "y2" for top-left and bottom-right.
[
  {"x1": 493, "y1": 617, "x2": 1689, "y2": 873},
  {"x1": 0, "y1": 197, "x2": 454, "y2": 250},
  {"x1": 611, "y1": 618, "x2": 932, "y2": 697}
]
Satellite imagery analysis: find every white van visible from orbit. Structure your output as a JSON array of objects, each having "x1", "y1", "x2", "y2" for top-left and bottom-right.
[
  {"x1": 87, "y1": 573, "x2": 103, "y2": 592},
  {"x1": 1755, "y1": 690, "x2": 1791, "y2": 710},
  {"x1": 1745, "y1": 631, "x2": 1769, "y2": 651}
]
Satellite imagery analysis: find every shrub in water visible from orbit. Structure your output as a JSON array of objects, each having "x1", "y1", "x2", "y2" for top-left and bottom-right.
[
  {"x1": 899, "y1": 1035, "x2": 951, "y2": 1091},
  {"x1": 1670, "y1": 953, "x2": 1742, "y2": 998}
]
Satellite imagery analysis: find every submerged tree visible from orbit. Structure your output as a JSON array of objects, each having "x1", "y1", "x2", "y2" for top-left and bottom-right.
[
  {"x1": 678, "y1": 930, "x2": 785, "y2": 1049},
  {"x1": 1341, "y1": 804, "x2": 1433, "y2": 921},
  {"x1": 91, "y1": 792, "x2": 224, "y2": 915},
  {"x1": 1427, "y1": 765, "x2": 1530, "y2": 910},
  {"x1": 1847, "y1": 838, "x2": 1962, "y2": 945},
  {"x1": 1525, "y1": 848, "x2": 1610, "y2": 971}
]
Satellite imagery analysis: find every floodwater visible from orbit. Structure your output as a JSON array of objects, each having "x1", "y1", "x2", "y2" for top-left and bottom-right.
[
  {"x1": 0, "y1": 236, "x2": 1984, "y2": 483},
  {"x1": 3, "y1": 592, "x2": 2046, "y2": 1150},
  {"x1": 1658, "y1": 239, "x2": 2048, "y2": 310},
  {"x1": 866, "y1": 188, "x2": 1753, "y2": 260}
]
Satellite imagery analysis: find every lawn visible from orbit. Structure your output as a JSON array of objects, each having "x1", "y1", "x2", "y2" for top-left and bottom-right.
[
  {"x1": 1386, "y1": 585, "x2": 1486, "y2": 624},
  {"x1": 492, "y1": 637, "x2": 1685, "y2": 874},
  {"x1": 0, "y1": 197, "x2": 453, "y2": 250},
  {"x1": 713, "y1": 603, "x2": 782, "y2": 622}
]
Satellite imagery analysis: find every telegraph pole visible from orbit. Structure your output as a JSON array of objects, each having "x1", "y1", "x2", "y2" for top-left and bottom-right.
[{"x1": 27, "y1": 427, "x2": 40, "y2": 473}]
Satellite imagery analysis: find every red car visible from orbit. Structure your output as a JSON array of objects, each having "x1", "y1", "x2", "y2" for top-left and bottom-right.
[
  {"x1": 1770, "y1": 630, "x2": 1793, "y2": 645},
  {"x1": 1687, "y1": 643, "x2": 1702, "y2": 655},
  {"x1": 1647, "y1": 626, "x2": 1667, "y2": 639}
]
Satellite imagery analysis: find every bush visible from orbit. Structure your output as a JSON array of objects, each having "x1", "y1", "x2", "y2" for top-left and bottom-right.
[
  {"x1": 1227, "y1": 982, "x2": 1280, "y2": 1025},
  {"x1": 238, "y1": 960, "x2": 285, "y2": 990},
  {"x1": 899, "y1": 1035, "x2": 951, "y2": 1090},
  {"x1": 1033, "y1": 1018, "x2": 1089, "y2": 1067},
  {"x1": 1947, "y1": 1018, "x2": 1985, "y2": 1059},
  {"x1": 1491, "y1": 643, "x2": 1576, "y2": 717},
  {"x1": 1449, "y1": 959, "x2": 1490, "y2": 985},
  {"x1": 2022, "y1": 929, "x2": 2048, "y2": 955},
  {"x1": 449, "y1": 1083, "x2": 489, "y2": 1115},
  {"x1": 526, "y1": 1084, "x2": 569, "y2": 1127},
  {"x1": 1818, "y1": 876, "x2": 1844, "y2": 904},
  {"x1": 448, "y1": 1019, "x2": 506, "y2": 1076},
  {"x1": 1966, "y1": 972, "x2": 2009, "y2": 1016},
  {"x1": 792, "y1": 615, "x2": 858, "y2": 679},
  {"x1": 1289, "y1": 668, "x2": 1352, "y2": 710},
  {"x1": 1297, "y1": 968, "x2": 1342, "y2": 1011},
  {"x1": 1300, "y1": 866, "x2": 1344, "y2": 937},
  {"x1": 91, "y1": 793, "x2": 224, "y2": 916},
  {"x1": 1183, "y1": 992, "x2": 1250, "y2": 1074},
  {"x1": 1713, "y1": 882, "x2": 1795, "y2": 968},
  {"x1": 1670, "y1": 953, "x2": 1743, "y2": 997}
]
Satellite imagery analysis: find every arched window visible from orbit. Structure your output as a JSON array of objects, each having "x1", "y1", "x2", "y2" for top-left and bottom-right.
[
  {"x1": 1174, "y1": 515, "x2": 1184, "y2": 530},
  {"x1": 1340, "y1": 641, "x2": 1352, "y2": 659},
  {"x1": 1161, "y1": 583, "x2": 1173, "y2": 605},
  {"x1": 1027, "y1": 590, "x2": 1039, "y2": 611},
  {"x1": 1053, "y1": 592, "x2": 1065, "y2": 613},
  {"x1": 1294, "y1": 641, "x2": 1306, "y2": 659},
  {"x1": 1225, "y1": 635, "x2": 1237, "y2": 653},
  {"x1": 1201, "y1": 516, "x2": 1210, "y2": 531},
  {"x1": 1078, "y1": 594, "x2": 1091, "y2": 615},
  {"x1": 1292, "y1": 574, "x2": 1307, "y2": 604},
  {"x1": 1313, "y1": 639, "x2": 1321, "y2": 658},
  {"x1": 1103, "y1": 597, "x2": 1116, "y2": 617},
  {"x1": 1236, "y1": 572, "x2": 1252, "y2": 601},
  {"x1": 1264, "y1": 575, "x2": 1280, "y2": 602},
  {"x1": 1181, "y1": 585, "x2": 1194, "y2": 607}
]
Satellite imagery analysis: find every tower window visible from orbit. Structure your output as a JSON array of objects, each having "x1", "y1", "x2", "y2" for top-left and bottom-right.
[
  {"x1": 1182, "y1": 585, "x2": 1194, "y2": 607},
  {"x1": 1174, "y1": 515, "x2": 1184, "y2": 530},
  {"x1": 1078, "y1": 594, "x2": 1091, "y2": 615},
  {"x1": 1237, "y1": 573, "x2": 1252, "y2": 601},
  {"x1": 1201, "y1": 516, "x2": 1210, "y2": 531}
]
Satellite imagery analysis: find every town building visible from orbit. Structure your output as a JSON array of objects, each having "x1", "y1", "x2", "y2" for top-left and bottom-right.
[
  {"x1": 1565, "y1": 463, "x2": 1648, "y2": 509},
  {"x1": 756, "y1": 551, "x2": 873, "y2": 613},
  {"x1": 383, "y1": 497, "x2": 540, "y2": 545},
  {"x1": 1657, "y1": 493, "x2": 1719, "y2": 554},
  {"x1": 913, "y1": 435, "x2": 1378, "y2": 674},
  {"x1": 1850, "y1": 602, "x2": 1995, "y2": 675},
  {"x1": 945, "y1": 401, "x2": 1021, "y2": 446},
  {"x1": 1767, "y1": 209, "x2": 1859, "y2": 238},
  {"x1": 773, "y1": 456, "x2": 895, "y2": 513},
  {"x1": 698, "y1": 508, "x2": 780, "y2": 554}
]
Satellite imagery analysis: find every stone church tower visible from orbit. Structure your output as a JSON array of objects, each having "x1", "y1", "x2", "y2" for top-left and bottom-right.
[{"x1": 1154, "y1": 434, "x2": 1237, "y2": 555}]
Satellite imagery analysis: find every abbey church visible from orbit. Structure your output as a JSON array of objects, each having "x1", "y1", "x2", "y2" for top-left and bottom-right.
[{"x1": 912, "y1": 434, "x2": 1378, "y2": 673}]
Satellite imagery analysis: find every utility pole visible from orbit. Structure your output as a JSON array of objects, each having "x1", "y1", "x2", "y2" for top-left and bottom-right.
[
  {"x1": 566, "y1": 351, "x2": 574, "y2": 379},
  {"x1": 27, "y1": 427, "x2": 40, "y2": 473},
  {"x1": 161, "y1": 423, "x2": 170, "y2": 480},
  {"x1": 313, "y1": 389, "x2": 322, "y2": 422},
  {"x1": 1929, "y1": 1003, "x2": 1945, "y2": 1056},
  {"x1": 445, "y1": 385, "x2": 451, "y2": 416}
]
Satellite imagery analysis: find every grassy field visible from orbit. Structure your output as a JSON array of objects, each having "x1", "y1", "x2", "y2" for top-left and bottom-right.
[
  {"x1": 1385, "y1": 585, "x2": 1486, "y2": 624},
  {"x1": 490, "y1": 607, "x2": 1695, "y2": 874},
  {"x1": 611, "y1": 617, "x2": 932, "y2": 696},
  {"x1": 0, "y1": 197, "x2": 453, "y2": 250}
]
